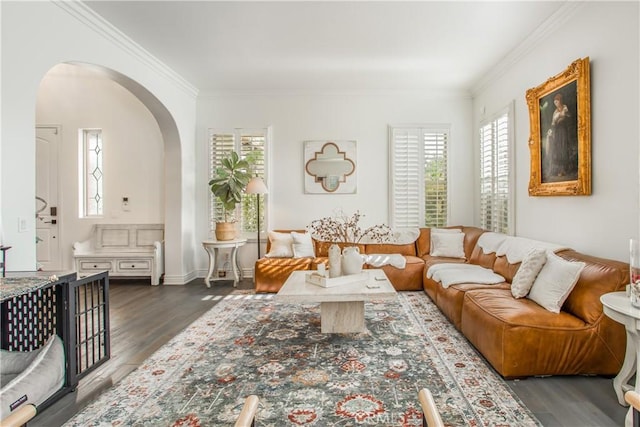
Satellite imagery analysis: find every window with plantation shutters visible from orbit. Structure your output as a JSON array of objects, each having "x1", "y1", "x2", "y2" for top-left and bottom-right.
[
  {"x1": 209, "y1": 128, "x2": 269, "y2": 236},
  {"x1": 479, "y1": 106, "x2": 513, "y2": 235},
  {"x1": 389, "y1": 125, "x2": 449, "y2": 228}
]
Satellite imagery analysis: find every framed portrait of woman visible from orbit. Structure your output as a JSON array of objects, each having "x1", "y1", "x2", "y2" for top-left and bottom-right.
[{"x1": 526, "y1": 57, "x2": 591, "y2": 196}]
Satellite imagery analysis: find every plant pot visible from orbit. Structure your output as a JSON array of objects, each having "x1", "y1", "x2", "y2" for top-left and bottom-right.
[{"x1": 215, "y1": 222, "x2": 237, "y2": 241}]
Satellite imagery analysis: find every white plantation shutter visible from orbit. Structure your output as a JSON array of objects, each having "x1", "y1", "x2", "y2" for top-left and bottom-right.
[
  {"x1": 479, "y1": 107, "x2": 513, "y2": 234},
  {"x1": 390, "y1": 128, "x2": 423, "y2": 227},
  {"x1": 389, "y1": 125, "x2": 449, "y2": 228}
]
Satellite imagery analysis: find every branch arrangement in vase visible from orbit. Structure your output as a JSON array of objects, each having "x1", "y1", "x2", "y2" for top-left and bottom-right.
[{"x1": 309, "y1": 210, "x2": 393, "y2": 243}]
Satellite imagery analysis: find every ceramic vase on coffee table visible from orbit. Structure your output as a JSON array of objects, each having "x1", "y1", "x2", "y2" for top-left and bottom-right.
[{"x1": 341, "y1": 246, "x2": 364, "y2": 275}]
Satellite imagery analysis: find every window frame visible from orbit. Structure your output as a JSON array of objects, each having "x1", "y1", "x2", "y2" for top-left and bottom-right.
[
  {"x1": 478, "y1": 103, "x2": 515, "y2": 235},
  {"x1": 388, "y1": 124, "x2": 451, "y2": 229},
  {"x1": 208, "y1": 127, "x2": 271, "y2": 240},
  {"x1": 78, "y1": 128, "x2": 104, "y2": 218}
]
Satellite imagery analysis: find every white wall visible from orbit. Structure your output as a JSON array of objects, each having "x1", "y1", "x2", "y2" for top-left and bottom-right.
[
  {"x1": 5, "y1": 1, "x2": 634, "y2": 281},
  {"x1": 473, "y1": 2, "x2": 639, "y2": 261},
  {"x1": 1, "y1": 1, "x2": 197, "y2": 281},
  {"x1": 36, "y1": 64, "x2": 165, "y2": 270},
  {"x1": 196, "y1": 91, "x2": 474, "y2": 273}
]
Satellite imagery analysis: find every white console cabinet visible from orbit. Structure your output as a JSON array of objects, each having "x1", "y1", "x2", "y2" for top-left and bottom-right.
[{"x1": 73, "y1": 224, "x2": 164, "y2": 285}]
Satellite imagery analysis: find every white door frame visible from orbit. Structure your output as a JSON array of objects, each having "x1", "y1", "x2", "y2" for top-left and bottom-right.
[{"x1": 36, "y1": 125, "x2": 62, "y2": 271}]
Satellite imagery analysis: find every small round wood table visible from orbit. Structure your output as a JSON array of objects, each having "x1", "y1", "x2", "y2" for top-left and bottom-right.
[
  {"x1": 202, "y1": 238, "x2": 247, "y2": 288},
  {"x1": 601, "y1": 291, "x2": 640, "y2": 426}
]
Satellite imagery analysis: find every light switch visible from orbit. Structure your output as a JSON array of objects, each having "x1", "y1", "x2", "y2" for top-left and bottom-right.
[
  {"x1": 18, "y1": 217, "x2": 28, "y2": 232},
  {"x1": 122, "y1": 197, "x2": 131, "y2": 212}
]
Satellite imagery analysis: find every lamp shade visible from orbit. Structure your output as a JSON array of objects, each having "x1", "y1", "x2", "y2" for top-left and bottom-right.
[{"x1": 246, "y1": 177, "x2": 268, "y2": 194}]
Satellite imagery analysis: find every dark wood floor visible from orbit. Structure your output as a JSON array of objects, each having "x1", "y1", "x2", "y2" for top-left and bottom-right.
[{"x1": 32, "y1": 279, "x2": 628, "y2": 426}]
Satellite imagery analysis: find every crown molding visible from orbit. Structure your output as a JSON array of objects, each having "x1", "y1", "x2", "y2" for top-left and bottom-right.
[
  {"x1": 54, "y1": 1, "x2": 199, "y2": 99},
  {"x1": 198, "y1": 88, "x2": 472, "y2": 100},
  {"x1": 470, "y1": 2, "x2": 584, "y2": 97}
]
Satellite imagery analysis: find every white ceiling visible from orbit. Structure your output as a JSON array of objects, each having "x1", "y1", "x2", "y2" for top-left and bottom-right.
[{"x1": 86, "y1": 1, "x2": 567, "y2": 93}]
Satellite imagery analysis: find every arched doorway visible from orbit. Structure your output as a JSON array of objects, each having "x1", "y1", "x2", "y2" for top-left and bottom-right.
[{"x1": 35, "y1": 62, "x2": 182, "y2": 281}]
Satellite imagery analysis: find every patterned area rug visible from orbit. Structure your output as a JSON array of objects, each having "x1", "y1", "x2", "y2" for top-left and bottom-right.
[{"x1": 65, "y1": 292, "x2": 540, "y2": 426}]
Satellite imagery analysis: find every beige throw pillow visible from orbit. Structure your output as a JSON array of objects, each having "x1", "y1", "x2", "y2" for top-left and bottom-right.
[
  {"x1": 431, "y1": 227, "x2": 462, "y2": 234},
  {"x1": 527, "y1": 252, "x2": 585, "y2": 313},
  {"x1": 511, "y1": 248, "x2": 547, "y2": 298},
  {"x1": 265, "y1": 231, "x2": 294, "y2": 258},
  {"x1": 430, "y1": 232, "x2": 466, "y2": 259},
  {"x1": 291, "y1": 231, "x2": 315, "y2": 258}
]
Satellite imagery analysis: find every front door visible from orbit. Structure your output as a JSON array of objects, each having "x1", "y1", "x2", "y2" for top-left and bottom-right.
[{"x1": 36, "y1": 126, "x2": 61, "y2": 271}]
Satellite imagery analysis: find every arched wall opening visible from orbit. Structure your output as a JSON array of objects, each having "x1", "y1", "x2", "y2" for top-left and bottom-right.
[{"x1": 35, "y1": 62, "x2": 182, "y2": 280}]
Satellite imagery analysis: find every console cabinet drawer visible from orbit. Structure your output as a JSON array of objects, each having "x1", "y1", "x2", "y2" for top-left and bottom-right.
[
  {"x1": 79, "y1": 260, "x2": 114, "y2": 271},
  {"x1": 117, "y1": 259, "x2": 151, "y2": 272}
]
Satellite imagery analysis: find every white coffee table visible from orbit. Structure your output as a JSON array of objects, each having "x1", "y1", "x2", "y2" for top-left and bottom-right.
[{"x1": 275, "y1": 270, "x2": 397, "y2": 333}]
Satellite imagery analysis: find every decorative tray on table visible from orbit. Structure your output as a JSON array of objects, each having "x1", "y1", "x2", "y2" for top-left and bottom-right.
[{"x1": 305, "y1": 272, "x2": 370, "y2": 288}]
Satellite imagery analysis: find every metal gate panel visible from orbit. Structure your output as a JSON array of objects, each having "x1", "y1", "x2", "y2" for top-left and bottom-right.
[{"x1": 67, "y1": 271, "x2": 110, "y2": 386}]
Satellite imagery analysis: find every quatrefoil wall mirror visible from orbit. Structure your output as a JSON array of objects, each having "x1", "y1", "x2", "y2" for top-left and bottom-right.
[{"x1": 304, "y1": 140, "x2": 357, "y2": 194}]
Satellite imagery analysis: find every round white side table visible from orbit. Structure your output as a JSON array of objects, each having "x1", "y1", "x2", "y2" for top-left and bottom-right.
[
  {"x1": 601, "y1": 291, "x2": 640, "y2": 426},
  {"x1": 202, "y1": 238, "x2": 247, "y2": 288}
]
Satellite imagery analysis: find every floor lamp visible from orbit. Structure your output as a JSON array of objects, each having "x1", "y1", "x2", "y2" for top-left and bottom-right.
[{"x1": 245, "y1": 177, "x2": 268, "y2": 259}]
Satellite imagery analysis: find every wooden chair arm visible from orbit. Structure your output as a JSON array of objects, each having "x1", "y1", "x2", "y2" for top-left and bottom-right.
[
  {"x1": 626, "y1": 390, "x2": 640, "y2": 427},
  {"x1": 626, "y1": 390, "x2": 640, "y2": 410},
  {"x1": 0, "y1": 404, "x2": 37, "y2": 427},
  {"x1": 418, "y1": 388, "x2": 444, "y2": 427},
  {"x1": 234, "y1": 395, "x2": 259, "y2": 427}
]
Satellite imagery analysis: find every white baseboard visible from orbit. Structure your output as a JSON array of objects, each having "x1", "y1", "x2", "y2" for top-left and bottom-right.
[
  {"x1": 163, "y1": 270, "x2": 197, "y2": 285},
  {"x1": 165, "y1": 268, "x2": 255, "y2": 285}
]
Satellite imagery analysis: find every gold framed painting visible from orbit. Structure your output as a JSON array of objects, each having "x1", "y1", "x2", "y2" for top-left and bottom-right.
[{"x1": 526, "y1": 57, "x2": 591, "y2": 196}]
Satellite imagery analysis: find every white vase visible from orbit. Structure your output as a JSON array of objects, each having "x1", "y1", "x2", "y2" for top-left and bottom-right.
[
  {"x1": 328, "y1": 244, "x2": 342, "y2": 278},
  {"x1": 341, "y1": 246, "x2": 364, "y2": 275}
]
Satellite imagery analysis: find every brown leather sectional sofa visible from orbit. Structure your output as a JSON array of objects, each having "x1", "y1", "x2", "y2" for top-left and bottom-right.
[{"x1": 254, "y1": 226, "x2": 628, "y2": 378}]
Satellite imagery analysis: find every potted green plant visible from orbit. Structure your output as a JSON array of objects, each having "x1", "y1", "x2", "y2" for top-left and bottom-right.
[{"x1": 209, "y1": 151, "x2": 251, "y2": 240}]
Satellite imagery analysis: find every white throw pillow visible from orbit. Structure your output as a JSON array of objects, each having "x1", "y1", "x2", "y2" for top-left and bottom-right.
[
  {"x1": 527, "y1": 252, "x2": 585, "y2": 313},
  {"x1": 511, "y1": 248, "x2": 547, "y2": 298},
  {"x1": 264, "y1": 231, "x2": 294, "y2": 258},
  {"x1": 431, "y1": 228, "x2": 462, "y2": 234},
  {"x1": 291, "y1": 232, "x2": 315, "y2": 258},
  {"x1": 430, "y1": 232, "x2": 466, "y2": 259}
]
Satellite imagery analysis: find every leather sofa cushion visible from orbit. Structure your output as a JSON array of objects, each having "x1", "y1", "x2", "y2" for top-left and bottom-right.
[
  {"x1": 254, "y1": 257, "x2": 313, "y2": 293},
  {"x1": 365, "y1": 255, "x2": 424, "y2": 291},
  {"x1": 464, "y1": 288, "x2": 586, "y2": 329},
  {"x1": 364, "y1": 242, "x2": 416, "y2": 256},
  {"x1": 435, "y1": 282, "x2": 510, "y2": 330},
  {"x1": 423, "y1": 257, "x2": 467, "y2": 270},
  {"x1": 461, "y1": 288, "x2": 623, "y2": 377},
  {"x1": 558, "y1": 250, "x2": 629, "y2": 324},
  {"x1": 493, "y1": 255, "x2": 520, "y2": 284},
  {"x1": 468, "y1": 245, "x2": 497, "y2": 270}
]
